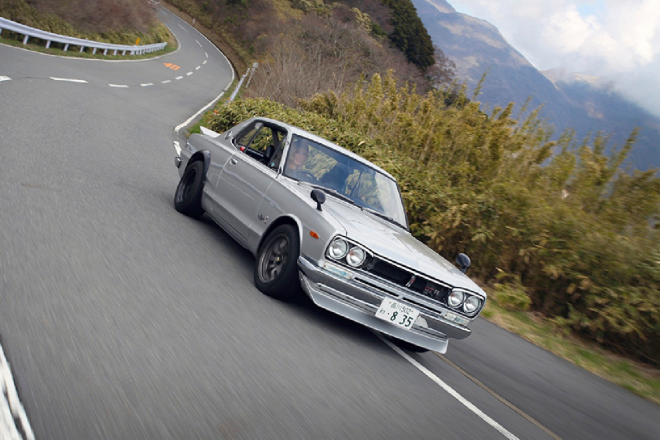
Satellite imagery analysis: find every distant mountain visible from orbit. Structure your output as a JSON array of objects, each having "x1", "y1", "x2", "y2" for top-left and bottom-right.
[{"x1": 411, "y1": 0, "x2": 660, "y2": 170}]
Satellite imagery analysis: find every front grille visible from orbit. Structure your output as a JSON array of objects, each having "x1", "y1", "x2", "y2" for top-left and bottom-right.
[
  {"x1": 365, "y1": 257, "x2": 410, "y2": 285},
  {"x1": 363, "y1": 257, "x2": 451, "y2": 303}
]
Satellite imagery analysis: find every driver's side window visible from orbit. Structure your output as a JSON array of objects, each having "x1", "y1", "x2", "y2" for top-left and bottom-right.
[{"x1": 234, "y1": 121, "x2": 286, "y2": 170}]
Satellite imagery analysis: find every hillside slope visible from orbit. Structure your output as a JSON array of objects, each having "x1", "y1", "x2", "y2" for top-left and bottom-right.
[{"x1": 412, "y1": 0, "x2": 660, "y2": 171}]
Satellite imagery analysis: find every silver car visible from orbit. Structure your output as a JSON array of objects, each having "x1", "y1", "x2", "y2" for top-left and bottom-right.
[{"x1": 174, "y1": 117, "x2": 486, "y2": 353}]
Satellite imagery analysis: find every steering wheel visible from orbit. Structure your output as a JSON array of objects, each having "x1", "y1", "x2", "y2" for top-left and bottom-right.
[{"x1": 293, "y1": 169, "x2": 317, "y2": 183}]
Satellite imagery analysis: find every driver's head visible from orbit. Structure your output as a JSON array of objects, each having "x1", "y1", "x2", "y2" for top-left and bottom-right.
[{"x1": 290, "y1": 138, "x2": 309, "y2": 168}]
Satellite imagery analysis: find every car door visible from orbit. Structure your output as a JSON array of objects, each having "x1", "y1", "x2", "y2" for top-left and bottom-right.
[{"x1": 210, "y1": 120, "x2": 287, "y2": 245}]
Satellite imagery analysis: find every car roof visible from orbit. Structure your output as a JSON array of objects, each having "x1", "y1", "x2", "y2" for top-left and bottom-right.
[{"x1": 248, "y1": 117, "x2": 396, "y2": 181}]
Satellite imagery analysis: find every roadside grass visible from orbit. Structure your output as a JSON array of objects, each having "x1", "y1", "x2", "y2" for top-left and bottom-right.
[
  {"x1": 0, "y1": 31, "x2": 177, "y2": 60},
  {"x1": 481, "y1": 294, "x2": 660, "y2": 405}
]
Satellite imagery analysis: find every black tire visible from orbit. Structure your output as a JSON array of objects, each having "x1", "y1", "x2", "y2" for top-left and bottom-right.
[
  {"x1": 174, "y1": 160, "x2": 205, "y2": 219},
  {"x1": 254, "y1": 224, "x2": 301, "y2": 301}
]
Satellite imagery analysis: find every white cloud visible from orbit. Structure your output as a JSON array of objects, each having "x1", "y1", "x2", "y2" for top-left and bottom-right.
[{"x1": 449, "y1": 0, "x2": 660, "y2": 116}]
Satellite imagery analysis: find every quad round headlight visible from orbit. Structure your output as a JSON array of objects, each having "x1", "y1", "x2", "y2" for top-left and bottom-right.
[
  {"x1": 447, "y1": 290, "x2": 465, "y2": 308},
  {"x1": 463, "y1": 296, "x2": 481, "y2": 314},
  {"x1": 328, "y1": 238, "x2": 349, "y2": 259},
  {"x1": 346, "y1": 246, "x2": 366, "y2": 267}
]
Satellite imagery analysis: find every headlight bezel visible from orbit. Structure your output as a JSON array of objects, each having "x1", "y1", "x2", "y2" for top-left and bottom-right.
[
  {"x1": 463, "y1": 295, "x2": 482, "y2": 315},
  {"x1": 346, "y1": 246, "x2": 367, "y2": 267},
  {"x1": 447, "y1": 289, "x2": 465, "y2": 308},
  {"x1": 327, "y1": 237, "x2": 349, "y2": 260}
]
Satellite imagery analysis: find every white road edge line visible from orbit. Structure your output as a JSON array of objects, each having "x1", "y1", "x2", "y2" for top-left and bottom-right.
[
  {"x1": 50, "y1": 77, "x2": 87, "y2": 83},
  {"x1": 173, "y1": 82, "x2": 233, "y2": 156},
  {"x1": 1, "y1": 343, "x2": 35, "y2": 440},
  {"x1": 436, "y1": 353, "x2": 563, "y2": 440},
  {"x1": 377, "y1": 334, "x2": 520, "y2": 440},
  {"x1": 172, "y1": 14, "x2": 236, "y2": 156},
  {"x1": 0, "y1": 76, "x2": 11, "y2": 82}
]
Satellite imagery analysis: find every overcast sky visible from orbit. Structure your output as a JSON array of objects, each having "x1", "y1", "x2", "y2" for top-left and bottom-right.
[{"x1": 449, "y1": 0, "x2": 660, "y2": 118}]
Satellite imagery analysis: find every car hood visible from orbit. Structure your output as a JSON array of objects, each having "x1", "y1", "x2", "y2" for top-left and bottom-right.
[{"x1": 321, "y1": 196, "x2": 484, "y2": 294}]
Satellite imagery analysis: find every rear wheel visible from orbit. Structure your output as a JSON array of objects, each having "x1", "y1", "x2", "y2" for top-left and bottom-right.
[
  {"x1": 174, "y1": 160, "x2": 205, "y2": 219},
  {"x1": 254, "y1": 224, "x2": 301, "y2": 301}
]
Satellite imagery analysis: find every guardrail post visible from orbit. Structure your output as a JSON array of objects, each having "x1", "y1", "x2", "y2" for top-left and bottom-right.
[
  {"x1": 92, "y1": 48, "x2": 97, "y2": 55},
  {"x1": 22, "y1": 35, "x2": 29, "y2": 44},
  {"x1": 245, "y1": 62, "x2": 258, "y2": 89},
  {"x1": 63, "y1": 43, "x2": 69, "y2": 51},
  {"x1": 104, "y1": 49, "x2": 108, "y2": 55},
  {"x1": 45, "y1": 40, "x2": 51, "y2": 49},
  {"x1": 79, "y1": 46, "x2": 84, "y2": 53}
]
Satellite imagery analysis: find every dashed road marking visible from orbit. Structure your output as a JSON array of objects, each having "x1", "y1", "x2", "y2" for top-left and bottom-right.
[
  {"x1": 0, "y1": 76, "x2": 11, "y2": 82},
  {"x1": 195, "y1": 40, "x2": 202, "y2": 47},
  {"x1": 175, "y1": 76, "x2": 183, "y2": 80},
  {"x1": 50, "y1": 77, "x2": 87, "y2": 83},
  {"x1": 203, "y1": 60, "x2": 207, "y2": 65},
  {"x1": 161, "y1": 80, "x2": 171, "y2": 84},
  {"x1": 378, "y1": 334, "x2": 520, "y2": 440},
  {"x1": 186, "y1": 72, "x2": 193, "y2": 76},
  {"x1": 205, "y1": 52, "x2": 208, "y2": 58},
  {"x1": 109, "y1": 84, "x2": 129, "y2": 88},
  {"x1": 195, "y1": 66, "x2": 201, "y2": 70},
  {"x1": 141, "y1": 83, "x2": 154, "y2": 87}
]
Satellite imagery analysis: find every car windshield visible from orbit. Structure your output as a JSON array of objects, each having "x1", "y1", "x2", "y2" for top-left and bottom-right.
[{"x1": 284, "y1": 135, "x2": 408, "y2": 228}]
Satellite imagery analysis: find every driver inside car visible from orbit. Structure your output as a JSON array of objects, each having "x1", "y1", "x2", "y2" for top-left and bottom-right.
[
  {"x1": 287, "y1": 139, "x2": 309, "y2": 171},
  {"x1": 285, "y1": 138, "x2": 315, "y2": 182}
]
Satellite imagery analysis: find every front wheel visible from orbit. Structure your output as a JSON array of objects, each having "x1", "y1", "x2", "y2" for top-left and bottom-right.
[
  {"x1": 174, "y1": 160, "x2": 205, "y2": 218},
  {"x1": 254, "y1": 224, "x2": 301, "y2": 301}
]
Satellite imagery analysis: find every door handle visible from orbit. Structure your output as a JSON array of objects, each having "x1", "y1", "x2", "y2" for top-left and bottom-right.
[{"x1": 230, "y1": 158, "x2": 238, "y2": 165}]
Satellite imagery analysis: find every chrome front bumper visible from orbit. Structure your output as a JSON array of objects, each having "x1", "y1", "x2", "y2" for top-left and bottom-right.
[{"x1": 297, "y1": 256, "x2": 472, "y2": 353}]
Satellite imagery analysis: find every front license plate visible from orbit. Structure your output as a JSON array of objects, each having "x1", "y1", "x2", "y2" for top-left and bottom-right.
[{"x1": 376, "y1": 298, "x2": 420, "y2": 329}]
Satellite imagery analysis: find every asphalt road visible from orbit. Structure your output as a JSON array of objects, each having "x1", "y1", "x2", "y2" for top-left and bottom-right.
[{"x1": 1, "y1": 6, "x2": 659, "y2": 440}]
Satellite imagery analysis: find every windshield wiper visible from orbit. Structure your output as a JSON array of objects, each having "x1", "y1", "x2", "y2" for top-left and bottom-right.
[
  {"x1": 312, "y1": 185, "x2": 356, "y2": 205},
  {"x1": 363, "y1": 207, "x2": 407, "y2": 229}
]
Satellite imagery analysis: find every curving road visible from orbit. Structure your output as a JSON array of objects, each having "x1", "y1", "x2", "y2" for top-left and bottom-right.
[{"x1": 1, "y1": 7, "x2": 659, "y2": 440}]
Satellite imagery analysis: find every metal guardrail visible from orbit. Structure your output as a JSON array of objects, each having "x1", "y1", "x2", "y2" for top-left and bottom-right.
[
  {"x1": 0, "y1": 17, "x2": 167, "y2": 55},
  {"x1": 227, "y1": 62, "x2": 258, "y2": 103}
]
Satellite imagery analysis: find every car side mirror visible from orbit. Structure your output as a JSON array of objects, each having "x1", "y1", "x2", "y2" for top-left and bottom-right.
[
  {"x1": 224, "y1": 130, "x2": 232, "y2": 140},
  {"x1": 311, "y1": 189, "x2": 326, "y2": 211},
  {"x1": 456, "y1": 253, "x2": 471, "y2": 273}
]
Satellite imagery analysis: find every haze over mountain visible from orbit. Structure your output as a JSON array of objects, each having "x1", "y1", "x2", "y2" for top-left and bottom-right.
[{"x1": 412, "y1": 0, "x2": 660, "y2": 170}]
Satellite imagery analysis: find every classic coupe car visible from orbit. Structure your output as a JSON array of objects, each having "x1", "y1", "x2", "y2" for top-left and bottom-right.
[{"x1": 174, "y1": 117, "x2": 486, "y2": 353}]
